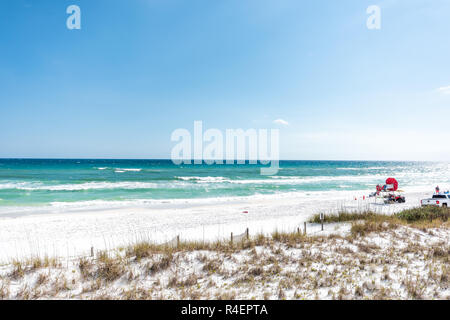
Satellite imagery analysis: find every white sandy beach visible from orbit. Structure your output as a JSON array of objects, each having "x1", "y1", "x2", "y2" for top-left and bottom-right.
[{"x1": 0, "y1": 187, "x2": 434, "y2": 263}]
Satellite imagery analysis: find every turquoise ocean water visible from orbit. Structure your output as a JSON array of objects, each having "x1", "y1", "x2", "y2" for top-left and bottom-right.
[{"x1": 0, "y1": 159, "x2": 449, "y2": 213}]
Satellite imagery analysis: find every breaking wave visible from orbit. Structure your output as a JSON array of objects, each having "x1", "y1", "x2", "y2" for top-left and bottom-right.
[{"x1": 0, "y1": 181, "x2": 157, "y2": 191}]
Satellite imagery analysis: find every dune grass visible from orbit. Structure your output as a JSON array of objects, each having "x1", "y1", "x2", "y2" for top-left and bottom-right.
[
  {"x1": 310, "y1": 206, "x2": 449, "y2": 225},
  {"x1": 0, "y1": 205, "x2": 448, "y2": 300},
  {"x1": 395, "y1": 206, "x2": 449, "y2": 222},
  {"x1": 309, "y1": 206, "x2": 449, "y2": 238},
  {"x1": 309, "y1": 210, "x2": 379, "y2": 224},
  {"x1": 5, "y1": 207, "x2": 448, "y2": 283}
]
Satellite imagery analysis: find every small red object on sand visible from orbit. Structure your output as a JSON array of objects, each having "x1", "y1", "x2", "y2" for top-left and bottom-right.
[{"x1": 243, "y1": 211, "x2": 248, "y2": 213}]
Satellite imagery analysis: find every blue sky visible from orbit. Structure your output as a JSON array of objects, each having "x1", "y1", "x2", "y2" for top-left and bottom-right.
[{"x1": 1, "y1": 0, "x2": 449, "y2": 160}]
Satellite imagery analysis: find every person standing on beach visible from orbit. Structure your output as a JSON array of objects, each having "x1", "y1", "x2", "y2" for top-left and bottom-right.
[{"x1": 435, "y1": 186, "x2": 440, "y2": 194}]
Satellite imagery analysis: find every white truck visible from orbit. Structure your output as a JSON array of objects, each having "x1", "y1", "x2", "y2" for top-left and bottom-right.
[{"x1": 421, "y1": 194, "x2": 450, "y2": 207}]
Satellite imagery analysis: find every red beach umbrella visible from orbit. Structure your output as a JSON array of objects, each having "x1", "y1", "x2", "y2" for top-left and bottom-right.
[{"x1": 385, "y1": 178, "x2": 399, "y2": 191}]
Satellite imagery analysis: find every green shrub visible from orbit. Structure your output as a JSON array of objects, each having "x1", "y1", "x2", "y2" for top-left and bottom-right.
[
  {"x1": 395, "y1": 206, "x2": 449, "y2": 222},
  {"x1": 309, "y1": 211, "x2": 379, "y2": 223}
]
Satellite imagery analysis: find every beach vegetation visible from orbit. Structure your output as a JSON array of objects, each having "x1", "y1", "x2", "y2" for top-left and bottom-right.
[{"x1": 0, "y1": 206, "x2": 448, "y2": 300}]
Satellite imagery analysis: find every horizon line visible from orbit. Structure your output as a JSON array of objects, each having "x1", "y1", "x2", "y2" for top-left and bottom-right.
[{"x1": 0, "y1": 158, "x2": 441, "y2": 163}]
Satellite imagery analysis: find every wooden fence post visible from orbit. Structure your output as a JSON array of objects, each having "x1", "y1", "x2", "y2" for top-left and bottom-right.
[
  {"x1": 177, "y1": 235, "x2": 180, "y2": 248},
  {"x1": 90, "y1": 246, "x2": 94, "y2": 257},
  {"x1": 304, "y1": 222, "x2": 307, "y2": 235},
  {"x1": 231, "y1": 232, "x2": 233, "y2": 245},
  {"x1": 246, "y1": 228, "x2": 249, "y2": 240}
]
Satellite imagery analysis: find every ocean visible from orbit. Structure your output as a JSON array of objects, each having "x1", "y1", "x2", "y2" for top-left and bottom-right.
[{"x1": 0, "y1": 159, "x2": 449, "y2": 215}]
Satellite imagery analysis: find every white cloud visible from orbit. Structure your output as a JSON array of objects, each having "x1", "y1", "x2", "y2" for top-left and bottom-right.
[
  {"x1": 437, "y1": 85, "x2": 450, "y2": 94},
  {"x1": 273, "y1": 119, "x2": 289, "y2": 126}
]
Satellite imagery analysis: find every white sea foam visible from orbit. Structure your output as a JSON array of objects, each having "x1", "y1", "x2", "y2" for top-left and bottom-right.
[
  {"x1": 175, "y1": 175, "x2": 387, "y2": 185},
  {"x1": 0, "y1": 181, "x2": 157, "y2": 191},
  {"x1": 177, "y1": 176, "x2": 229, "y2": 182},
  {"x1": 0, "y1": 182, "x2": 39, "y2": 190},
  {"x1": 1, "y1": 170, "x2": 448, "y2": 193},
  {"x1": 0, "y1": 189, "x2": 360, "y2": 216},
  {"x1": 227, "y1": 175, "x2": 385, "y2": 185}
]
